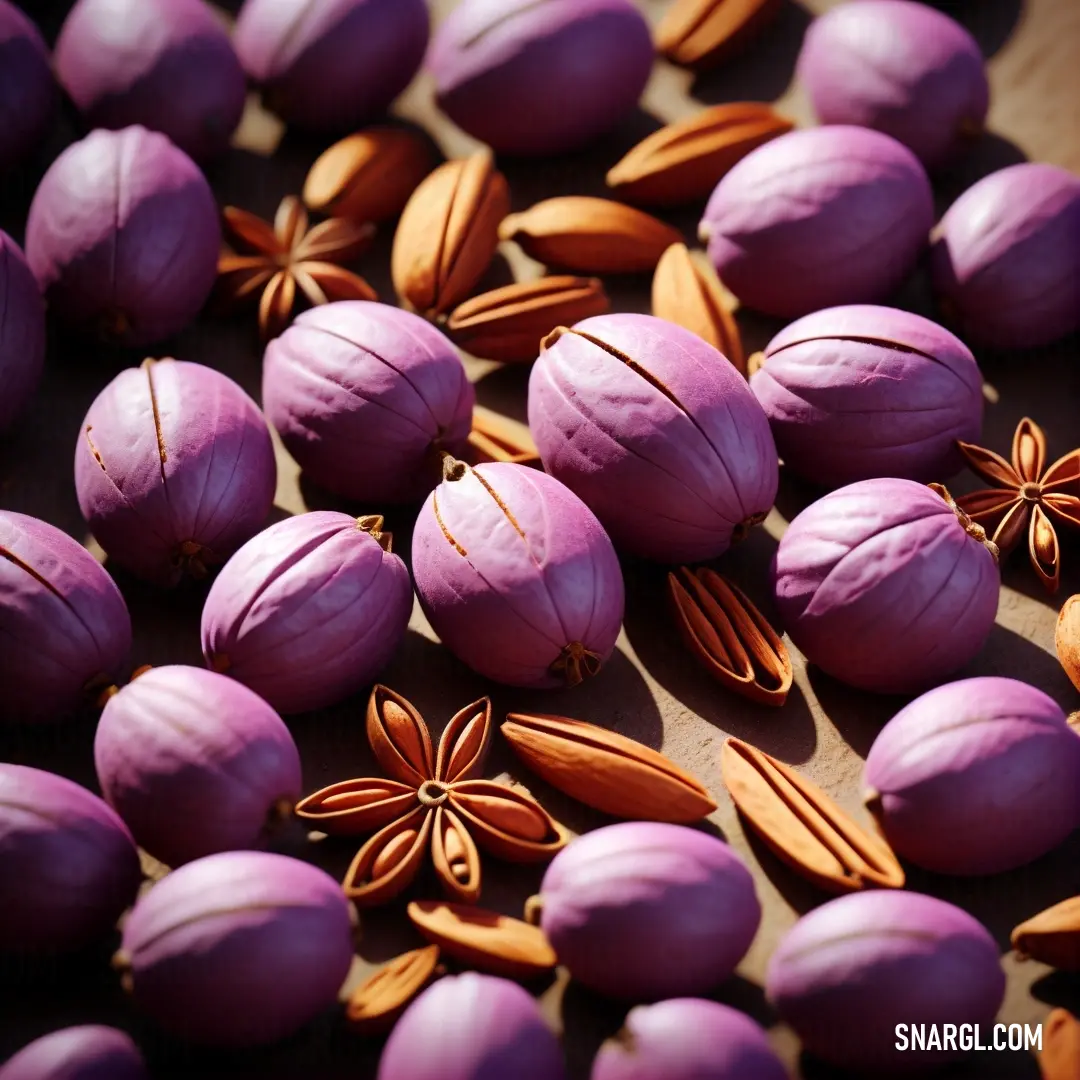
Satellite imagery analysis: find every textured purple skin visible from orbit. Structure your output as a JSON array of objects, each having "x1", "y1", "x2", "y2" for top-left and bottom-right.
[
  {"x1": 864, "y1": 677, "x2": 1080, "y2": 875},
  {"x1": 412, "y1": 462, "x2": 624, "y2": 688},
  {"x1": 429, "y1": 0, "x2": 652, "y2": 157},
  {"x1": 55, "y1": 0, "x2": 246, "y2": 161},
  {"x1": 930, "y1": 163, "x2": 1080, "y2": 349},
  {"x1": 25, "y1": 126, "x2": 220, "y2": 346},
  {"x1": 772, "y1": 478, "x2": 1000, "y2": 694},
  {"x1": 0, "y1": 764, "x2": 141, "y2": 954},
  {"x1": 200, "y1": 511, "x2": 413, "y2": 713},
  {"x1": 751, "y1": 305, "x2": 983, "y2": 487},
  {"x1": 119, "y1": 850, "x2": 354, "y2": 1046},
  {"x1": 234, "y1": 0, "x2": 428, "y2": 132},
  {"x1": 529, "y1": 313, "x2": 778, "y2": 563},
  {"x1": 0, "y1": 511, "x2": 132, "y2": 724},
  {"x1": 766, "y1": 891, "x2": 1005, "y2": 1072},
  {"x1": 0, "y1": 1, "x2": 55, "y2": 171},
  {"x1": 95, "y1": 666, "x2": 303, "y2": 867},
  {"x1": 74, "y1": 359, "x2": 276, "y2": 587},
  {"x1": 700, "y1": 126, "x2": 934, "y2": 318},
  {"x1": 0, "y1": 1026, "x2": 147, "y2": 1080},
  {"x1": 798, "y1": 0, "x2": 988, "y2": 169},
  {"x1": 0, "y1": 231, "x2": 46, "y2": 433},
  {"x1": 263, "y1": 301, "x2": 474, "y2": 503},
  {"x1": 377, "y1": 973, "x2": 567, "y2": 1080},
  {"x1": 590, "y1": 999, "x2": 787, "y2": 1080},
  {"x1": 536, "y1": 822, "x2": 761, "y2": 1001}
]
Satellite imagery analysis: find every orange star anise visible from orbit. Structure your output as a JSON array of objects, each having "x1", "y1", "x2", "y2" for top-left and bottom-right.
[
  {"x1": 296, "y1": 686, "x2": 567, "y2": 908},
  {"x1": 957, "y1": 417, "x2": 1080, "y2": 593},
  {"x1": 216, "y1": 195, "x2": 377, "y2": 340}
]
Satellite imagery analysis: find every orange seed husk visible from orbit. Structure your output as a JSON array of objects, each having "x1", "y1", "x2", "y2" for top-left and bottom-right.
[{"x1": 345, "y1": 945, "x2": 442, "y2": 1034}]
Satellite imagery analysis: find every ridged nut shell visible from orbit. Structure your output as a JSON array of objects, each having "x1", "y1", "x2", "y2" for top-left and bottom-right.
[{"x1": 0, "y1": 1026, "x2": 146, "y2": 1080}]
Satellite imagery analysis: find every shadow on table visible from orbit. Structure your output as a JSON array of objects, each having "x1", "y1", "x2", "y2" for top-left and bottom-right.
[
  {"x1": 924, "y1": 0, "x2": 1026, "y2": 58},
  {"x1": 932, "y1": 131, "x2": 1029, "y2": 211}
]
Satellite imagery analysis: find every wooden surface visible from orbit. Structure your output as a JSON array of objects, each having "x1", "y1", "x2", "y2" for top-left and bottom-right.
[{"x1": 2, "y1": 0, "x2": 1079, "y2": 1076}]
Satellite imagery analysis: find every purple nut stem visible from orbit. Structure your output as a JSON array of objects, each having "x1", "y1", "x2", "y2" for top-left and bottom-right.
[
  {"x1": 0, "y1": 1026, "x2": 148, "y2": 1080},
  {"x1": 0, "y1": 230, "x2": 46, "y2": 434}
]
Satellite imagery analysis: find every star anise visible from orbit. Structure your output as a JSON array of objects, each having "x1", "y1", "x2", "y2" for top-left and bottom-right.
[
  {"x1": 957, "y1": 417, "x2": 1080, "y2": 593},
  {"x1": 296, "y1": 686, "x2": 566, "y2": 908},
  {"x1": 216, "y1": 195, "x2": 377, "y2": 340}
]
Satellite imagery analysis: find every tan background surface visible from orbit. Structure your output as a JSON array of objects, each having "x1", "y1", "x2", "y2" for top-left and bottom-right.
[{"x1": 1, "y1": 0, "x2": 1079, "y2": 1076}]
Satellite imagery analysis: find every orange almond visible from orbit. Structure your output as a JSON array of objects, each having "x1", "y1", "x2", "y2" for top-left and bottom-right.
[
  {"x1": 465, "y1": 406, "x2": 542, "y2": 467},
  {"x1": 1056, "y1": 594, "x2": 1080, "y2": 693},
  {"x1": 656, "y1": 0, "x2": 783, "y2": 69},
  {"x1": 1041, "y1": 1009, "x2": 1080, "y2": 1080},
  {"x1": 345, "y1": 945, "x2": 442, "y2": 1034},
  {"x1": 1011, "y1": 896, "x2": 1080, "y2": 971}
]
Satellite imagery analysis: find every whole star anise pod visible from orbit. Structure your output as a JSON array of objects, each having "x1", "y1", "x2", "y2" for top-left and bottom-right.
[
  {"x1": 216, "y1": 195, "x2": 376, "y2": 340},
  {"x1": 296, "y1": 686, "x2": 566, "y2": 908},
  {"x1": 957, "y1": 417, "x2": 1080, "y2": 593}
]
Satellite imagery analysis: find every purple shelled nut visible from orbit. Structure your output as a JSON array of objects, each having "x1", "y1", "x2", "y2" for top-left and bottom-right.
[
  {"x1": 700, "y1": 126, "x2": 934, "y2": 318},
  {"x1": 0, "y1": 510, "x2": 132, "y2": 724},
  {"x1": 262, "y1": 301, "x2": 473, "y2": 503},
  {"x1": 428, "y1": 0, "x2": 653, "y2": 157},
  {"x1": 591, "y1": 998, "x2": 787, "y2": 1080},
  {"x1": 25, "y1": 125, "x2": 220, "y2": 346},
  {"x1": 797, "y1": 0, "x2": 988, "y2": 169},
  {"x1": 200, "y1": 512, "x2": 412, "y2": 714},
  {"x1": 0, "y1": 764, "x2": 141, "y2": 954},
  {"x1": 0, "y1": 230, "x2": 46, "y2": 434},
  {"x1": 529, "y1": 822, "x2": 760, "y2": 1000},
  {"x1": 0, "y1": 0, "x2": 55, "y2": 171},
  {"x1": 74, "y1": 358, "x2": 276, "y2": 587},
  {"x1": 772, "y1": 478, "x2": 1000, "y2": 694},
  {"x1": 412, "y1": 459, "x2": 624, "y2": 689},
  {"x1": 529, "y1": 313, "x2": 778, "y2": 563},
  {"x1": 766, "y1": 891, "x2": 1005, "y2": 1073},
  {"x1": 864, "y1": 676, "x2": 1080, "y2": 875},
  {"x1": 750, "y1": 305, "x2": 983, "y2": 487},
  {"x1": 930, "y1": 163, "x2": 1080, "y2": 349},
  {"x1": 0, "y1": 1026, "x2": 147, "y2": 1080},
  {"x1": 54, "y1": 0, "x2": 246, "y2": 161},
  {"x1": 115, "y1": 850, "x2": 356, "y2": 1046},
  {"x1": 95, "y1": 665, "x2": 303, "y2": 867},
  {"x1": 234, "y1": 0, "x2": 429, "y2": 132},
  {"x1": 377, "y1": 973, "x2": 567, "y2": 1080}
]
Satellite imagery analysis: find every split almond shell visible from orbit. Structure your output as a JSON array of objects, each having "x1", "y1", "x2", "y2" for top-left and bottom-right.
[
  {"x1": 1041, "y1": 1008, "x2": 1080, "y2": 1080},
  {"x1": 465, "y1": 406, "x2": 541, "y2": 467},
  {"x1": 1056, "y1": 594, "x2": 1080, "y2": 693},
  {"x1": 656, "y1": 0, "x2": 782, "y2": 69},
  {"x1": 1011, "y1": 895, "x2": 1080, "y2": 970},
  {"x1": 345, "y1": 945, "x2": 441, "y2": 1034}
]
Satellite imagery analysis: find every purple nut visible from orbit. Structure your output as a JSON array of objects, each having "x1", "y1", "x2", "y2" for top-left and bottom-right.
[
  {"x1": 0, "y1": 230, "x2": 46, "y2": 434},
  {"x1": 263, "y1": 301, "x2": 473, "y2": 503},
  {"x1": 0, "y1": 764, "x2": 141, "y2": 954},
  {"x1": 700, "y1": 126, "x2": 933, "y2": 318},
  {"x1": 531, "y1": 822, "x2": 761, "y2": 1001},
  {"x1": 0, "y1": 1, "x2": 55, "y2": 171},
  {"x1": 0, "y1": 1026, "x2": 147, "y2": 1080},
  {"x1": 529, "y1": 313, "x2": 778, "y2": 563},
  {"x1": 428, "y1": 0, "x2": 652, "y2": 157},
  {"x1": 751, "y1": 305, "x2": 983, "y2": 487},
  {"x1": 798, "y1": 0, "x2": 988, "y2": 169},
  {"x1": 75, "y1": 358, "x2": 276, "y2": 587},
  {"x1": 201, "y1": 512, "x2": 412, "y2": 714},
  {"x1": 766, "y1": 891, "x2": 1005, "y2": 1073},
  {"x1": 95, "y1": 665, "x2": 303, "y2": 868},
  {"x1": 377, "y1": 973, "x2": 567, "y2": 1080},
  {"x1": 930, "y1": 163, "x2": 1080, "y2": 349},
  {"x1": 234, "y1": 0, "x2": 428, "y2": 132},
  {"x1": 55, "y1": 0, "x2": 246, "y2": 161},
  {"x1": 116, "y1": 850, "x2": 355, "y2": 1046},
  {"x1": 864, "y1": 676, "x2": 1080, "y2": 875},
  {"x1": 25, "y1": 126, "x2": 219, "y2": 345},
  {"x1": 0, "y1": 511, "x2": 132, "y2": 724},
  {"x1": 772, "y1": 478, "x2": 1000, "y2": 694},
  {"x1": 412, "y1": 459, "x2": 624, "y2": 689}
]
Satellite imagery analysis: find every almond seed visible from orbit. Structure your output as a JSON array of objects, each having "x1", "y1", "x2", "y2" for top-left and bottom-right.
[
  {"x1": 345, "y1": 945, "x2": 442, "y2": 1034},
  {"x1": 1041, "y1": 1009, "x2": 1080, "y2": 1080},
  {"x1": 656, "y1": 0, "x2": 783, "y2": 69},
  {"x1": 1012, "y1": 896, "x2": 1080, "y2": 971},
  {"x1": 465, "y1": 406, "x2": 541, "y2": 467}
]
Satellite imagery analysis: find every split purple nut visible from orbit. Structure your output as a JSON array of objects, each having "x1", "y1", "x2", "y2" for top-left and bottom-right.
[
  {"x1": 200, "y1": 511, "x2": 413, "y2": 714},
  {"x1": 116, "y1": 850, "x2": 356, "y2": 1046},
  {"x1": 797, "y1": 0, "x2": 988, "y2": 169},
  {"x1": 55, "y1": 0, "x2": 247, "y2": 161},
  {"x1": 766, "y1": 891, "x2": 1005, "y2": 1073},
  {"x1": 0, "y1": 1026, "x2": 147, "y2": 1080},
  {"x1": 750, "y1": 305, "x2": 984, "y2": 487},
  {"x1": 0, "y1": 231, "x2": 46, "y2": 434},
  {"x1": 262, "y1": 301, "x2": 474, "y2": 504},
  {"x1": 930, "y1": 163, "x2": 1080, "y2": 349},
  {"x1": 529, "y1": 313, "x2": 779, "y2": 563},
  {"x1": 700, "y1": 126, "x2": 934, "y2": 318},
  {"x1": 25, "y1": 126, "x2": 220, "y2": 346},
  {"x1": 75, "y1": 358, "x2": 276, "y2": 588},
  {"x1": 0, "y1": 0, "x2": 55, "y2": 171},
  {"x1": 428, "y1": 0, "x2": 653, "y2": 157},
  {"x1": 864, "y1": 676, "x2": 1080, "y2": 875},
  {"x1": 412, "y1": 459, "x2": 624, "y2": 689},
  {"x1": 95, "y1": 665, "x2": 303, "y2": 868}
]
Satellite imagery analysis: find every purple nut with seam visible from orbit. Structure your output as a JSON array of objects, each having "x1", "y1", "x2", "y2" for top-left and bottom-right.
[
  {"x1": 0, "y1": 0, "x2": 55, "y2": 171},
  {"x1": 0, "y1": 230, "x2": 46, "y2": 434},
  {"x1": 0, "y1": 1026, "x2": 147, "y2": 1080}
]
